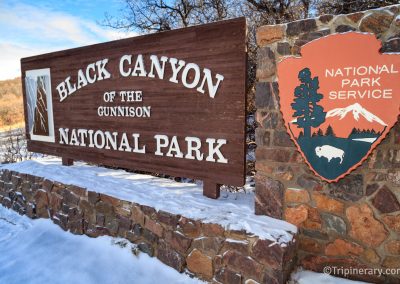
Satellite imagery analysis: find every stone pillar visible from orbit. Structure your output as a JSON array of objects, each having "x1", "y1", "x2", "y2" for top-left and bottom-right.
[{"x1": 255, "y1": 4, "x2": 400, "y2": 283}]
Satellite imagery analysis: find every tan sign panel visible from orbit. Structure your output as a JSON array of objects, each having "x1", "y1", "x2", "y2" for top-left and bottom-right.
[
  {"x1": 278, "y1": 32, "x2": 400, "y2": 182},
  {"x1": 21, "y1": 18, "x2": 247, "y2": 196}
]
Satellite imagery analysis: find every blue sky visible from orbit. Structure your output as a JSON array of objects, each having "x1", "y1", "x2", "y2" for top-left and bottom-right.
[{"x1": 0, "y1": 0, "x2": 137, "y2": 80}]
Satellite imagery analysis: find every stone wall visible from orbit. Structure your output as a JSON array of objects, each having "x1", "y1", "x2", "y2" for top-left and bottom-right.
[
  {"x1": 0, "y1": 169, "x2": 296, "y2": 284},
  {"x1": 255, "y1": 5, "x2": 400, "y2": 283}
]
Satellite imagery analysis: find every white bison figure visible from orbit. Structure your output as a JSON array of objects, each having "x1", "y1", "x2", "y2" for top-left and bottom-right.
[{"x1": 315, "y1": 145, "x2": 345, "y2": 164}]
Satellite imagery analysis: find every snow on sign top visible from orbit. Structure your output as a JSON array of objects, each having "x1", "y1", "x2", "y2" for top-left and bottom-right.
[
  {"x1": 20, "y1": 18, "x2": 247, "y2": 198},
  {"x1": 0, "y1": 157, "x2": 296, "y2": 245},
  {"x1": 278, "y1": 32, "x2": 400, "y2": 182}
]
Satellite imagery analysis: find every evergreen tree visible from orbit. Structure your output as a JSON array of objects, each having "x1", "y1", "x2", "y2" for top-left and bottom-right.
[
  {"x1": 325, "y1": 125, "x2": 335, "y2": 137},
  {"x1": 317, "y1": 129, "x2": 324, "y2": 136},
  {"x1": 291, "y1": 68, "x2": 326, "y2": 138},
  {"x1": 350, "y1": 127, "x2": 358, "y2": 136}
]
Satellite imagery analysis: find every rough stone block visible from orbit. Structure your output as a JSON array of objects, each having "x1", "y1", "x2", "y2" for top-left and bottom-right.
[
  {"x1": 296, "y1": 174, "x2": 322, "y2": 191},
  {"x1": 131, "y1": 204, "x2": 145, "y2": 225},
  {"x1": 312, "y1": 192, "x2": 344, "y2": 214},
  {"x1": 215, "y1": 268, "x2": 242, "y2": 284},
  {"x1": 362, "y1": 248, "x2": 380, "y2": 264},
  {"x1": 255, "y1": 175, "x2": 284, "y2": 219},
  {"x1": 192, "y1": 237, "x2": 223, "y2": 256},
  {"x1": 88, "y1": 191, "x2": 100, "y2": 205},
  {"x1": 142, "y1": 228, "x2": 158, "y2": 244},
  {"x1": 359, "y1": 12, "x2": 394, "y2": 34},
  {"x1": 273, "y1": 130, "x2": 293, "y2": 147},
  {"x1": 335, "y1": 25, "x2": 356, "y2": 32},
  {"x1": 62, "y1": 190, "x2": 80, "y2": 206},
  {"x1": 157, "y1": 210, "x2": 179, "y2": 228},
  {"x1": 346, "y1": 204, "x2": 388, "y2": 247},
  {"x1": 383, "y1": 256, "x2": 400, "y2": 269},
  {"x1": 157, "y1": 242, "x2": 185, "y2": 272},
  {"x1": 100, "y1": 194, "x2": 120, "y2": 207},
  {"x1": 347, "y1": 12, "x2": 364, "y2": 23},
  {"x1": 165, "y1": 231, "x2": 192, "y2": 254},
  {"x1": 325, "y1": 239, "x2": 363, "y2": 256},
  {"x1": 371, "y1": 186, "x2": 400, "y2": 214},
  {"x1": 178, "y1": 217, "x2": 201, "y2": 238},
  {"x1": 285, "y1": 188, "x2": 310, "y2": 203},
  {"x1": 319, "y1": 15, "x2": 333, "y2": 23},
  {"x1": 95, "y1": 201, "x2": 113, "y2": 216},
  {"x1": 117, "y1": 215, "x2": 132, "y2": 237},
  {"x1": 42, "y1": 179, "x2": 54, "y2": 192},
  {"x1": 138, "y1": 242, "x2": 154, "y2": 257},
  {"x1": 222, "y1": 250, "x2": 263, "y2": 282},
  {"x1": 321, "y1": 213, "x2": 346, "y2": 235},
  {"x1": 256, "y1": 25, "x2": 285, "y2": 46},
  {"x1": 383, "y1": 214, "x2": 400, "y2": 233},
  {"x1": 255, "y1": 82, "x2": 278, "y2": 109},
  {"x1": 251, "y1": 239, "x2": 286, "y2": 269},
  {"x1": 385, "y1": 240, "x2": 400, "y2": 255},
  {"x1": 285, "y1": 205, "x2": 308, "y2": 227},
  {"x1": 255, "y1": 128, "x2": 271, "y2": 147},
  {"x1": 286, "y1": 19, "x2": 317, "y2": 36},
  {"x1": 256, "y1": 47, "x2": 276, "y2": 80},
  {"x1": 294, "y1": 29, "x2": 330, "y2": 47},
  {"x1": 186, "y1": 249, "x2": 213, "y2": 279},
  {"x1": 202, "y1": 223, "x2": 224, "y2": 237},
  {"x1": 298, "y1": 237, "x2": 323, "y2": 254},
  {"x1": 144, "y1": 216, "x2": 164, "y2": 237},
  {"x1": 328, "y1": 174, "x2": 363, "y2": 202},
  {"x1": 256, "y1": 147, "x2": 292, "y2": 163},
  {"x1": 277, "y1": 42, "x2": 291, "y2": 55},
  {"x1": 221, "y1": 239, "x2": 249, "y2": 256}
]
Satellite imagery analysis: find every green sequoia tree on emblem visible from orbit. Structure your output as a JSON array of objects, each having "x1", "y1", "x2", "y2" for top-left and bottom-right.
[{"x1": 291, "y1": 67, "x2": 326, "y2": 138}]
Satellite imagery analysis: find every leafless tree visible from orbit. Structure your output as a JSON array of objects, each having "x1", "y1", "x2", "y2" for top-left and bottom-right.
[
  {"x1": 317, "y1": 0, "x2": 398, "y2": 15},
  {"x1": 0, "y1": 129, "x2": 33, "y2": 164},
  {"x1": 104, "y1": 0, "x2": 238, "y2": 33}
]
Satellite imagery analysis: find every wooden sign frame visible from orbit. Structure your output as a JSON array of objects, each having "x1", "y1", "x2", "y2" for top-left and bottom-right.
[{"x1": 21, "y1": 18, "x2": 247, "y2": 198}]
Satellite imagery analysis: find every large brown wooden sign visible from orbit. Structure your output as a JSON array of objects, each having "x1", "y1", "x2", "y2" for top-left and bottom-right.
[{"x1": 21, "y1": 18, "x2": 247, "y2": 198}]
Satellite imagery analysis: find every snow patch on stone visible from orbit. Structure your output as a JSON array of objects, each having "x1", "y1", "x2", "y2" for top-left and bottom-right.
[{"x1": 1, "y1": 157, "x2": 296, "y2": 245}]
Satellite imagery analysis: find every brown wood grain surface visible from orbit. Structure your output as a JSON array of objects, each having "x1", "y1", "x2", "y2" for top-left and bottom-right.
[{"x1": 21, "y1": 18, "x2": 247, "y2": 187}]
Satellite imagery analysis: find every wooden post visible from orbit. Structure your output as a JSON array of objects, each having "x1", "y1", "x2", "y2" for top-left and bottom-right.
[
  {"x1": 203, "y1": 181, "x2": 221, "y2": 199},
  {"x1": 62, "y1": 157, "x2": 74, "y2": 166}
]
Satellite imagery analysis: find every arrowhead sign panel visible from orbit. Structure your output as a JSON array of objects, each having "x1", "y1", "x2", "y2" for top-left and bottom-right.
[{"x1": 278, "y1": 32, "x2": 400, "y2": 182}]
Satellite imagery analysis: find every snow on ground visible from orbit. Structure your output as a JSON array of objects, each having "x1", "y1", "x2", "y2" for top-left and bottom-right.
[
  {"x1": 290, "y1": 269, "x2": 369, "y2": 284},
  {"x1": 0, "y1": 157, "x2": 296, "y2": 245},
  {"x1": 0, "y1": 205, "x2": 203, "y2": 284}
]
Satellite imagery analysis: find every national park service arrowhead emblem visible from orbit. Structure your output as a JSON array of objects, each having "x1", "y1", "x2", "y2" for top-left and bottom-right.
[{"x1": 277, "y1": 32, "x2": 400, "y2": 182}]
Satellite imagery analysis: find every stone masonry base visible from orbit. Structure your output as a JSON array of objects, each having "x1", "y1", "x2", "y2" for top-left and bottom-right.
[{"x1": 0, "y1": 169, "x2": 297, "y2": 284}]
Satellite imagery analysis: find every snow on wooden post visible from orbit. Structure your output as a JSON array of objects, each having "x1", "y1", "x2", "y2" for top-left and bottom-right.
[{"x1": 20, "y1": 18, "x2": 247, "y2": 199}]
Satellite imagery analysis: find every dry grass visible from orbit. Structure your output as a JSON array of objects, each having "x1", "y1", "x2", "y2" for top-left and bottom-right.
[{"x1": 0, "y1": 78, "x2": 24, "y2": 130}]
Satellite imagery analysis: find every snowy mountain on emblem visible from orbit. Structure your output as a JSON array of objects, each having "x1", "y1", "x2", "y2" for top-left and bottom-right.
[
  {"x1": 319, "y1": 103, "x2": 387, "y2": 138},
  {"x1": 326, "y1": 103, "x2": 387, "y2": 125}
]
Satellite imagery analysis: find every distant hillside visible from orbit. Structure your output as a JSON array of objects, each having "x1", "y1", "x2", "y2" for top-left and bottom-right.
[{"x1": 0, "y1": 78, "x2": 24, "y2": 130}]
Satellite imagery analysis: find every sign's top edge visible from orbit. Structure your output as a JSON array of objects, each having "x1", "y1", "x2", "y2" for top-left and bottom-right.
[{"x1": 20, "y1": 17, "x2": 246, "y2": 64}]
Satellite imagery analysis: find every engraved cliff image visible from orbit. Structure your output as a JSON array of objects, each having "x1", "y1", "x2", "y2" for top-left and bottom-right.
[{"x1": 25, "y1": 69, "x2": 55, "y2": 142}]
